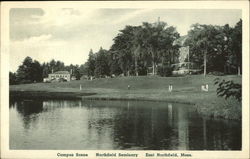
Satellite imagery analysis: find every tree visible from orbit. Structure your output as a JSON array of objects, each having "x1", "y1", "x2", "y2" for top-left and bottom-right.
[
  {"x1": 42, "y1": 62, "x2": 50, "y2": 78},
  {"x1": 110, "y1": 26, "x2": 136, "y2": 76},
  {"x1": 156, "y1": 25, "x2": 180, "y2": 67},
  {"x1": 185, "y1": 21, "x2": 242, "y2": 76},
  {"x1": 55, "y1": 61, "x2": 65, "y2": 72},
  {"x1": 9, "y1": 72, "x2": 18, "y2": 85},
  {"x1": 70, "y1": 64, "x2": 81, "y2": 80},
  {"x1": 15, "y1": 56, "x2": 43, "y2": 83},
  {"x1": 86, "y1": 49, "x2": 96, "y2": 78},
  {"x1": 186, "y1": 24, "x2": 210, "y2": 76},
  {"x1": 139, "y1": 22, "x2": 158, "y2": 75},
  {"x1": 16, "y1": 56, "x2": 34, "y2": 83},
  {"x1": 231, "y1": 19, "x2": 242, "y2": 76},
  {"x1": 111, "y1": 21, "x2": 179, "y2": 76},
  {"x1": 94, "y1": 47, "x2": 110, "y2": 78},
  {"x1": 109, "y1": 50, "x2": 123, "y2": 76},
  {"x1": 79, "y1": 63, "x2": 88, "y2": 77},
  {"x1": 31, "y1": 60, "x2": 43, "y2": 82},
  {"x1": 134, "y1": 21, "x2": 179, "y2": 75},
  {"x1": 49, "y1": 59, "x2": 56, "y2": 72},
  {"x1": 185, "y1": 24, "x2": 227, "y2": 76}
]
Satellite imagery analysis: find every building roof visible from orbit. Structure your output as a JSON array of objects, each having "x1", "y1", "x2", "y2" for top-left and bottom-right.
[{"x1": 50, "y1": 71, "x2": 70, "y2": 74}]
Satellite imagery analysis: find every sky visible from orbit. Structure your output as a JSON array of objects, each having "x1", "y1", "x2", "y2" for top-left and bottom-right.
[{"x1": 9, "y1": 8, "x2": 241, "y2": 72}]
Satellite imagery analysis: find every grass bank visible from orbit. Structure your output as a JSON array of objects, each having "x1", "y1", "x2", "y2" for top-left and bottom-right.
[
  {"x1": 10, "y1": 75, "x2": 242, "y2": 120},
  {"x1": 10, "y1": 91, "x2": 96, "y2": 100}
]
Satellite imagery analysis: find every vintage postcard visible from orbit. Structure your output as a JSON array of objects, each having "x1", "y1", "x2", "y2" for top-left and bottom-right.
[{"x1": 1, "y1": 1, "x2": 249, "y2": 159}]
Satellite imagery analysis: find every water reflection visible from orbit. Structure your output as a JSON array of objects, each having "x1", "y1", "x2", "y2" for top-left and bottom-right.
[
  {"x1": 10, "y1": 100, "x2": 44, "y2": 130},
  {"x1": 9, "y1": 99, "x2": 241, "y2": 150}
]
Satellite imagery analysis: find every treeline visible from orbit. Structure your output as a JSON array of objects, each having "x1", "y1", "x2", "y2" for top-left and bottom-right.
[
  {"x1": 9, "y1": 57, "x2": 87, "y2": 85},
  {"x1": 85, "y1": 19, "x2": 242, "y2": 78},
  {"x1": 10, "y1": 19, "x2": 242, "y2": 84},
  {"x1": 86, "y1": 21, "x2": 180, "y2": 78},
  {"x1": 185, "y1": 19, "x2": 242, "y2": 75}
]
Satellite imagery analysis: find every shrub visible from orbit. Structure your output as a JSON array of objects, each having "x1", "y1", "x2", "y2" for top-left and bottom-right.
[{"x1": 214, "y1": 78, "x2": 242, "y2": 102}]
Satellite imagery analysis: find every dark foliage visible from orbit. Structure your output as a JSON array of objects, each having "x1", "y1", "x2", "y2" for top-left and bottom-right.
[
  {"x1": 214, "y1": 78, "x2": 241, "y2": 102},
  {"x1": 157, "y1": 65, "x2": 173, "y2": 77},
  {"x1": 16, "y1": 57, "x2": 43, "y2": 83},
  {"x1": 9, "y1": 72, "x2": 18, "y2": 85},
  {"x1": 185, "y1": 19, "x2": 242, "y2": 75},
  {"x1": 94, "y1": 47, "x2": 110, "y2": 78}
]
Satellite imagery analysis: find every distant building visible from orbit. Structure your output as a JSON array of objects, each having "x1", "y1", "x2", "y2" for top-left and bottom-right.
[
  {"x1": 48, "y1": 71, "x2": 71, "y2": 82},
  {"x1": 172, "y1": 36, "x2": 201, "y2": 75}
]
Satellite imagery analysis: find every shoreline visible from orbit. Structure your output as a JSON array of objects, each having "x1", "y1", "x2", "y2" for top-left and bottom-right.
[
  {"x1": 9, "y1": 89, "x2": 241, "y2": 121},
  {"x1": 81, "y1": 96, "x2": 194, "y2": 105},
  {"x1": 10, "y1": 90, "x2": 194, "y2": 105},
  {"x1": 10, "y1": 90, "x2": 97, "y2": 100},
  {"x1": 9, "y1": 75, "x2": 242, "y2": 120}
]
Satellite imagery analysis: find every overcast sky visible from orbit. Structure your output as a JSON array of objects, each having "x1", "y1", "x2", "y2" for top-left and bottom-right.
[{"x1": 10, "y1": 8, "x2": 241, "y2": 72}]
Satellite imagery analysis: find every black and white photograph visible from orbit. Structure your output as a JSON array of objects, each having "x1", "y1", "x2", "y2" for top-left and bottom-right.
[{"x1": 1, "y1": 1, "x2": 249, "y2": 159}]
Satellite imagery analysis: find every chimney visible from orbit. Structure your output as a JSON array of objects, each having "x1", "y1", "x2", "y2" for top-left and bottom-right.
[
  {"x1": 52, "y1": 68, "x2": 54, "y2": 73},
  {"x1": 70, "y1": 69, "x2": 73, "y2": 75}
]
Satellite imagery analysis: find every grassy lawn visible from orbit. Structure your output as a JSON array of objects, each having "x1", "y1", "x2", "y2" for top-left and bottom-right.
[{"x1": 10, "y1": 75, "x2": 242, "y2": 120}]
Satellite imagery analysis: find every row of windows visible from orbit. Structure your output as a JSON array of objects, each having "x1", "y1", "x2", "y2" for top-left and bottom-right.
[{"x1": 50, "y1": 75, "x2": 69, "y2": 78}]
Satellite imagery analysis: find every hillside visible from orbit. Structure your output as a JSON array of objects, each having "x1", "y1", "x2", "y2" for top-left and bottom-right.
[
  {"x1": 10, "y1": 75, "x2": 242, "y2": 120},
  {"x1": 10, "y1": 75, "x2": 241, "y2": 92}
]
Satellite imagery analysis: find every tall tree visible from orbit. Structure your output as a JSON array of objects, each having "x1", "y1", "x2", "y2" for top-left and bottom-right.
[
  {"x1": 136, "y1": 22, "x2": 179, "y2": 75},
  {"x1": 231, "y1": 19, "x2": 242, "y2": 76},
  {"x1": 94, "y1": 47, "x2": 110, "y2": 78},
  {"x1": 9, "y1": 72, "x2": 17, "y2": 85},
  {"x1": 185, "y1": 24, "x2": 227, "y2": 76},
  {"x1": 79, "y1": 63, "x2": 88, "y2": 77},
  {"x1": 109, "y1": 50, "x2": 123, "y2": 76},
  {"x1": 86, "y1": 49, "x2": 96, "y2": 78},
  {"x1": 110, "y1": 26, "x2": 135, "y2": 76},
  {"x1": 49, "y1": 59, "x2": 56, "y2": 73},
  {"x1": 16, "y1": 56, "x2": 34, "y2": 83},
  {"x1": 16, "y1": 56, "x2": 43, "y2": 83},
  {"x1": 132, "y1": 26, "x2": 144, "y2": 76},
  {"x1": 42, "y1": 62, "x2": 50, "y2": 78},
  {"x1": 31, "y1": 60, "x2": 43, "y2": 82}
]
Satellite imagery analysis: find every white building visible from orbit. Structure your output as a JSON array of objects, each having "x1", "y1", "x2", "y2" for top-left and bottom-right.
[{"x1": 47, "y1": 71, "x2": 71, "y2": 82}]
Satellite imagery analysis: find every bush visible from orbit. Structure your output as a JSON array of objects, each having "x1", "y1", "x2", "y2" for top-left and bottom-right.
[
  {"x1": 157, "y1": 65, "x2": 173, "y2": 77},
  {"x1": 214, "y1": 78, "x2": 242, "y2": 102}
]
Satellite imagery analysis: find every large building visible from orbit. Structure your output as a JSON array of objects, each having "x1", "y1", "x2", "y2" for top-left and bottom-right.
[
  {"x1": 44, "y1": 71, "x2": 71, "y2": 82},
  {"x1": 172, "y1": 36, "x2": 201, "y2": 75}
]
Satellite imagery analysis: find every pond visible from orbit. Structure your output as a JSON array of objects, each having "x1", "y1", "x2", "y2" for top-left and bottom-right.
[{"x1": 9, "y1": 99, "x2": 241, "y2": 150}]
